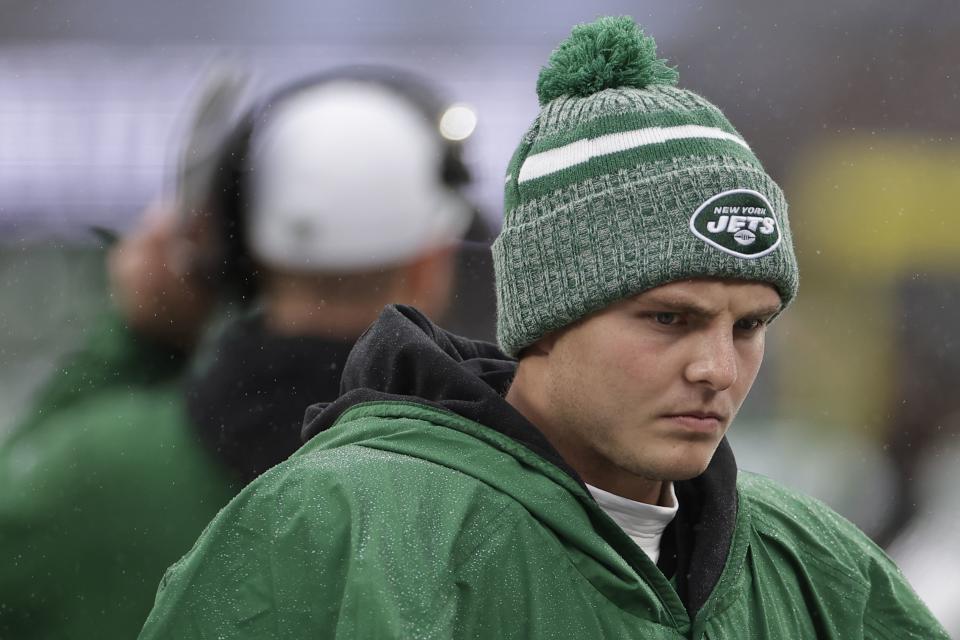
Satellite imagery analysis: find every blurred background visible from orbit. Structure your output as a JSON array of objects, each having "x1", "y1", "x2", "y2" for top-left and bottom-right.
[{"x1": 1, "y1": 0, "x2": 958, "y2": 629}]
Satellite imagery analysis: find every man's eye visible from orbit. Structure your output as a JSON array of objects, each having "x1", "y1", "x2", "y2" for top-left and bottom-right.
[
  {"x1": 735, "y1": 318, "x2": 765, "y2": 331},
  {"x1": 654, "y1": 312, "x2": 678, "y2": 326}
]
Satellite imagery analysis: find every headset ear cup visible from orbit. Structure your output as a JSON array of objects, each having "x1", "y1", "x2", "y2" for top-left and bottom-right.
[{"x1": 199, "y1": 116, "x2": 259, "y2": 303}]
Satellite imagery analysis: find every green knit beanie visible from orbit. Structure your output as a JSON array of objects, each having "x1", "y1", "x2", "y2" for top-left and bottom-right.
[{"x1": 492, "y1": 16, "x2": 799, "y2": 357}]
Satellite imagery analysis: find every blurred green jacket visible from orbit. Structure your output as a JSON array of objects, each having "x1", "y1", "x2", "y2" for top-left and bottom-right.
[
  {"x1": 139, "y1": 305, "x2": 947, "y2": 640},
  {"x1": 0, "y1": 311, "x2": 236, "y2": 640}
]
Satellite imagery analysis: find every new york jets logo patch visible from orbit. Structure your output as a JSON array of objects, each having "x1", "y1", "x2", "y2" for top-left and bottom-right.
[{"x1": 688, "y1": 189, "x2": 781, "y2": 259}]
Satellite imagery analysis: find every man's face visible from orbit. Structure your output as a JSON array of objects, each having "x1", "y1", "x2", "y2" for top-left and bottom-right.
[{"x1": 533, "y1": 279, "x2": 782, "y2": 493}]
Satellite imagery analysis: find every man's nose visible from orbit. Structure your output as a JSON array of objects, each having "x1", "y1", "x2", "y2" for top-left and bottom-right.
[{"x1": 683, "y1": 330, "x2": 738, "y2": 391}]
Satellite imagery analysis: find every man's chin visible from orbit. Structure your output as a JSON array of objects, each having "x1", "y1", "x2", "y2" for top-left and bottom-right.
[
  {"x1": 662, "y1": 465, "x2": 711, "y2": 482},
  {"x1": 652, "y1": 450, "x2": 717, "y2": 482},
  {"x1": 622, "y1": 458, "x2": 712, "y2": 484}
]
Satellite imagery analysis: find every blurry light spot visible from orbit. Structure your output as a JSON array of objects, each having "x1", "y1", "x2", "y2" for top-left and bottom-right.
[{"x1": 439, "y1": 104, "x2": 477, "y2": 141}]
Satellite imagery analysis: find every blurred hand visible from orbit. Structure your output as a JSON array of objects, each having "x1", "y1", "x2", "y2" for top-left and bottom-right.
[{"x1": 107, "y1": 202, "x2": 213, "y2": 350}]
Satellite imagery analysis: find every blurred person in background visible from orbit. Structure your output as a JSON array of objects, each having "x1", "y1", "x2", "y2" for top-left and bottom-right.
[
  {"x1": 184, "y1": 66, "x2": 479, "y2": 483},
  {"x1": 139, "y1": 18, "x2": 945, "y2": 639},
  {"x1": 0, "y1": 66, "x2": 482, "y2": 639},
  {"x1": 0, "y1": 201, "x2": 237, "y2": 640},
  {"x1": 881, "y1": 276, "x2": 960, "y2": 635}
]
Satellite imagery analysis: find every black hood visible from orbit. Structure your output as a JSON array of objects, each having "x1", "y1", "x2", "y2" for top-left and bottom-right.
[
  {"x1": 303, "y1": 304, "x2": 739, "y2": 617},
  {"x1": 302, "y1": 305, "x2": 581, "y2": 482},
  {"x1": 186, "y1": 313, "x2": 355, "y2": 484}
]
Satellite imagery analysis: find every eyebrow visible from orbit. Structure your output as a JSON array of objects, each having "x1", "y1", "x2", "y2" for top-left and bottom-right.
[{"x1": 632, "y1": 295, "x2": 782, "y2": 319}]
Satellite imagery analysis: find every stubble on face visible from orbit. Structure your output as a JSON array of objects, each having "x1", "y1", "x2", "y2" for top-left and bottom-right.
[
  {"x1": 510, "y1": 279, "x2": 781, "y2": 502},
  {"x1": 544, "y1": 322, "x2": 729, "y2": 491}
]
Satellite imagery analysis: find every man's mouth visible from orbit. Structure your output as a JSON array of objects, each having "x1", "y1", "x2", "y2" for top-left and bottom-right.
[{"x1": 662, "y1": 411, "x2": 726, "y2": 432}]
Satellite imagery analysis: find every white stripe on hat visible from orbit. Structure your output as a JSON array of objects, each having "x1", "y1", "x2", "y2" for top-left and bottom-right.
[{"x1": 517, "y1": 124, "x2": 750, "y2": 184}]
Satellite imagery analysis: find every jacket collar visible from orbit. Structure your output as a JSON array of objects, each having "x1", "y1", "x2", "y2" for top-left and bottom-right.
[{"x1": 303, "y1": 304, "x2": 739, "y2": 616}]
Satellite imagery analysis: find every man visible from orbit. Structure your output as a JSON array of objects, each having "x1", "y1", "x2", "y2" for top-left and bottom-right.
[
  {"x1": 0, "y1": 204, "x2": 237, "y2": 640},
  {"x1": 139, "y1": 18, "x2": 946, "y2": 638},
  {"x1": 183, "y1": 68, "x2": 476, "y2": 481}
]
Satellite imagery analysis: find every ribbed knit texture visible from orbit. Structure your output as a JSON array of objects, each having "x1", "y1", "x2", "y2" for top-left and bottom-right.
[{"x1": 493, "y1": 26, "x2": 798, "y2": 356}]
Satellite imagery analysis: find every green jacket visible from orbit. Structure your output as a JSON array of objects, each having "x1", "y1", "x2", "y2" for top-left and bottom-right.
[
  {"x1": 0, "y1": 312, "x2": 237, "y2": 639},
  {"x1": 140, "y1": 306, "x2": 945, "y2": 639}
]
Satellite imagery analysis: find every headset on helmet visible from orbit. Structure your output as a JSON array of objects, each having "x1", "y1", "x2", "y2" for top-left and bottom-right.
[{"x1": 202, "y1": 65, "x2": 474, "y2": 304}]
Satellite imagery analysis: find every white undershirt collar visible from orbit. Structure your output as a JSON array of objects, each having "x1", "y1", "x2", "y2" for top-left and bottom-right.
[{"x1": 586, "y1": 482, "x2": 679, "y2": 564}]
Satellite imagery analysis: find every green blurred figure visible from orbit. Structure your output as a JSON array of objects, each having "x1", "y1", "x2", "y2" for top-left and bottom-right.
[{"x1": 0, "y1": 203, "x2": 237, "y2": 639}]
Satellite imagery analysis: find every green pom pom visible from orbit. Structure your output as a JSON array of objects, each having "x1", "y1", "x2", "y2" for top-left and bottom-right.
[{"x1": 536, "y1": 16, "x2": 678, "y2": 106}]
